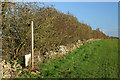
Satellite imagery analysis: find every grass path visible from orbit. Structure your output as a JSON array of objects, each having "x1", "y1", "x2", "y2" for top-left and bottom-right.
[{"x1": 19, "y1": 39, "x2": 119, "y2": 78}]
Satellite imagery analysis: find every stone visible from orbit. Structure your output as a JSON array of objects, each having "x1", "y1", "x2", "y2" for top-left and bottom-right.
[
  {"x1": 16, "y1": 64, "x2": 20, "y2": 67},
  {"x1": 54, "y1": 52, "x2": 57, "y2": 55},
  {"x1": 12, "y1": 67, "x2": 17, "y2": 72},
  {"x1": 38, "y1": 56, "x2": 41, "y2": 61},
  {"x1": 1, "y1": 59, "x2": 23, "y2": 78},
  {"x1": 31, "y1": 71, "x2": 37, "y2": 75},
  {"x1": 3, "y1": 65, "x2": 7, "y2": 68},
  {"x1": 59, "y1": 45, "x2": 66, "y2": 52},
  {"x1": 78, "y1": 40, "x2": 81, "y2": 43},
  {"x1": 36, "y1": 70, "x2": 41, "y2": 74},
  {"x1": 59, "y1": 45, "x2": 68, "y2": 55},
  {"x1": 23, "y1": 68, "x2": 29, "y2": 72},
  {"x1": 50, "y1": 51, "x2": 54, "y2": 56}
]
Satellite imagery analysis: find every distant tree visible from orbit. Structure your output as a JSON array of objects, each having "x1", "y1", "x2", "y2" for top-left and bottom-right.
[
  {"x1": 96, "y1": 28, "x2": 100, "y2": 31},
  {"x1": 67, "y1": 11, "x2": 70, "y2": 15}
]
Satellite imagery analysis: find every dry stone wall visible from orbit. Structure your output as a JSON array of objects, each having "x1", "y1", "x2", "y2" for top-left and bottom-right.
[
  {"x1": 0, "y1": 60, "x2": 22, "y2": 78},
  {"x1": 1, "y1": 38, "x2": 101, "y2": 78},
  {"x1": 34, "y1": 38, "x2": 101, "y2": 64}
]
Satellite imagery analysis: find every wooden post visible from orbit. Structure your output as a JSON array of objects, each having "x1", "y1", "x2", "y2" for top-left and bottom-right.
[{"x1": 31, "y1": 21, "x2": 34, "y2": 69}]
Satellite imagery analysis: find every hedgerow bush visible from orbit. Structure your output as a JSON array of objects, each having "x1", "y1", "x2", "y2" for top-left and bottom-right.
[{"x1": 2, "y1": 2, "x2": 109, "y2": 62}]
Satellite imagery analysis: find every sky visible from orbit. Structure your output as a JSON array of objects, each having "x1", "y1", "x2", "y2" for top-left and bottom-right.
[
  {"x1": 44, "y1": 2, "x2": 118, "y2": 37},
  {"x1": 7, "y1": 0, "x2": 120, "y2": 2}
]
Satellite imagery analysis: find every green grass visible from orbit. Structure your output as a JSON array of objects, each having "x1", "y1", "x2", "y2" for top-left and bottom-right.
[{"x1": 19, "y1": 39, "x2": 119, "y2": 78}]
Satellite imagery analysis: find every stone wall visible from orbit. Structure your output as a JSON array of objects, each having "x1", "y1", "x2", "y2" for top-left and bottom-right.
[
  {"x1": 34, "y1": 38, "x2": 101, "y2": 64},
  {"x1": 0, "y1": 38, "x2": 101, "y2": 78},
  {"x1": 0, "y1": 60, "x2": 22, "y2": 78}
]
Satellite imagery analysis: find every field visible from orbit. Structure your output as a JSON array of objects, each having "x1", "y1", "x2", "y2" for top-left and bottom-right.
[{"x1": 19, "y1": 39, "x2": 119, "y2": 78}]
